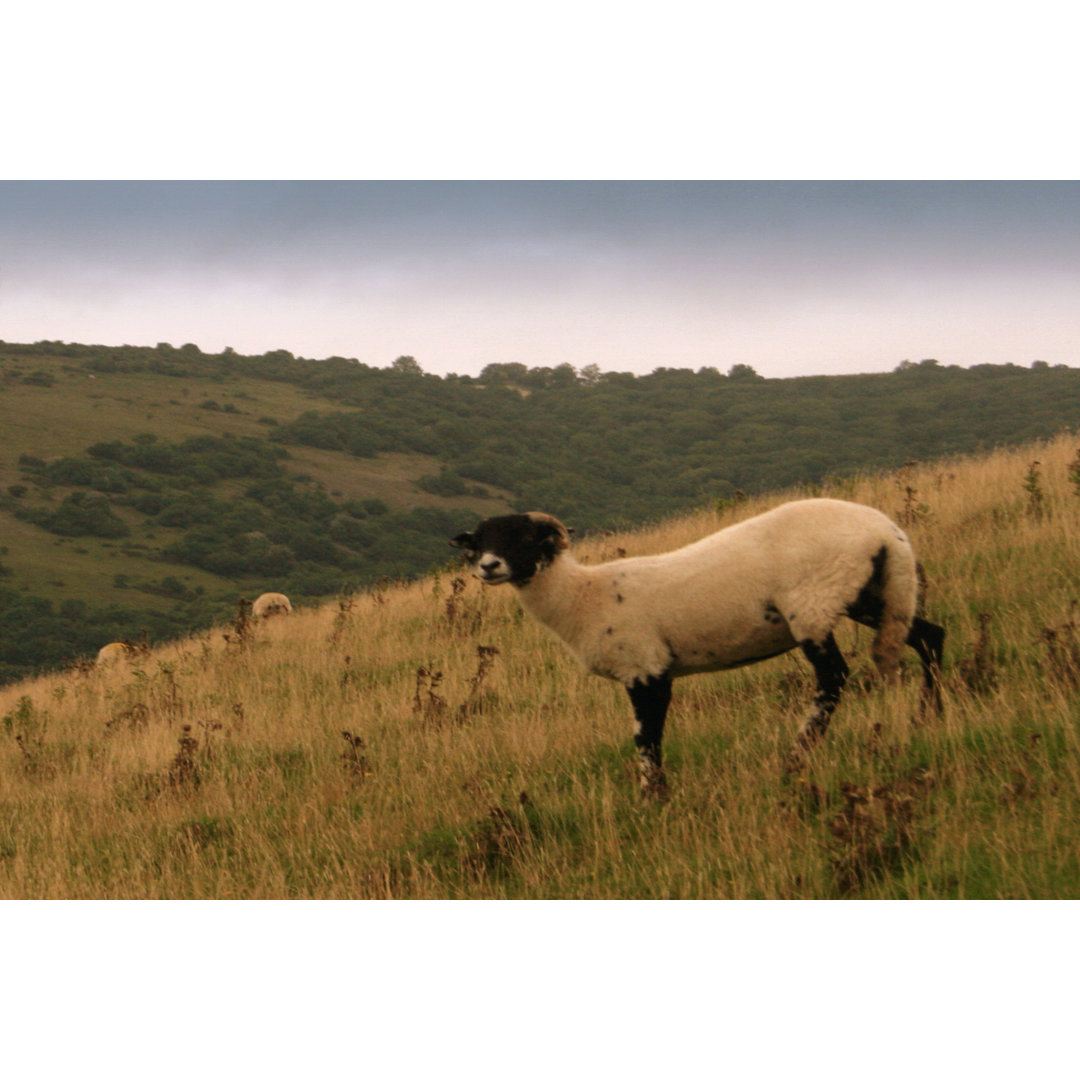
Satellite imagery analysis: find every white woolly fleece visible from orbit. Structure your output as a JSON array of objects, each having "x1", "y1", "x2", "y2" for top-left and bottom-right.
[
  {"x1": 96, "y1": 642, "x2": 131, "y2": 665},
  {"x1": 252, "y1": 592, "x2": 293, "y2": 618},
  {"x1": 513, "y1": 499, "x2": 918, "y2": 687}
]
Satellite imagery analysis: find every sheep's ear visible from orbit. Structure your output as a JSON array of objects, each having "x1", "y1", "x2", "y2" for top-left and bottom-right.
[
  {"x1": 534, "y1": 518, "x2": 572, "y2": 552},
  {"x1": 450, "y1": 531, "x2": 475, "y2": 550}
]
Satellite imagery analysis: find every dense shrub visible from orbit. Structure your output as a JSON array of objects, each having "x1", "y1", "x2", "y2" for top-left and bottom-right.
[{"x1": 15, "y1": 492, "x2": 130, "y2": 538}]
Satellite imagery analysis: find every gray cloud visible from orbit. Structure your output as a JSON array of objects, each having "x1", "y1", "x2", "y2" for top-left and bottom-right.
[{"x1": 2, "y1": 181, "x2": 1078, "y2": 374}]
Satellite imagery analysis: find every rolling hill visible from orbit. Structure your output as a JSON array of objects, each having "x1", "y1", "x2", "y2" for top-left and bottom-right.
[{"x1": 3, "y1": 338, "x2": 1080, "y2": 685}]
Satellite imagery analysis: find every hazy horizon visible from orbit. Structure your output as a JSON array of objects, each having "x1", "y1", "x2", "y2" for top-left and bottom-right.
[{"x1": 3, "y1": 180, "x2": 1078, "y2": 379}]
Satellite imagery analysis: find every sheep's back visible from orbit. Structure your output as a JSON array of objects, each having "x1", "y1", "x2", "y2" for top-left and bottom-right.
[{"x1": 603, "y1": 499, "x2": 913, "y2": 677}]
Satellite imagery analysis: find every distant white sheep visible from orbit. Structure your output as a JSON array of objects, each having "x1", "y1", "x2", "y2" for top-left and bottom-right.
[
  {"x1": 452, "y1": 501, "x2": 944, "y2": 797},
  {"x1": 96, "y1": 642, "x2": 133, "y2": 666},
  {"x1": 252, "y1": 592, "x2": 292, "y2": 618}
]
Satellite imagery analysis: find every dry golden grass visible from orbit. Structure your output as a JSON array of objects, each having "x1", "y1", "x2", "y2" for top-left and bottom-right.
[{"x1": 3, "y1": 433, "x2": 1080, "y2": 898}]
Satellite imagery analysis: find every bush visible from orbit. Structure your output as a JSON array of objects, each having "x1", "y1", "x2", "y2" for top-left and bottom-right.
[
  {"x1": 329, "y1": 515, "x2": 375, "y2": 548},
  {"x1": 91, "y1": 468, "x2": 130, "y2": 494},
  {"x1": 15, "y1": 492, "x2": 130, "y2": 539},
  {"x1": 157, "y1": 496, "x2": 219, "y2": 528},
  {"x1": 127, "y1": 493, "x2": 167, "y2": 516},
  {"x1": 45, "y1": 458, "x2": 96, "y2": 486}
]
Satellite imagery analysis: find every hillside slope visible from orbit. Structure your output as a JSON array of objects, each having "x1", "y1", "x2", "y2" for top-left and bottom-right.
[
  {"x1": 2, "y1": 434, "x2": 1079, "y2": 899},
  {"x1": 5, "y1": 340, "x2": 1080, "y2": 684},
  {"x1": 0, "y1": 345, "x2": 514, "y2": 682}
]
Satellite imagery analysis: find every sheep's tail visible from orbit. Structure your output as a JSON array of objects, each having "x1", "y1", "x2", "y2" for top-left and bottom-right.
[{"x1": 871, "y1": 531, "x2": 920, "y2": 681}]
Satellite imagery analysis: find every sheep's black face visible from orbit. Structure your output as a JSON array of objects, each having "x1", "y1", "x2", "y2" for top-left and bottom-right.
[{"x1": 450, "y1": 513, "x2": 570, "y2": 586}]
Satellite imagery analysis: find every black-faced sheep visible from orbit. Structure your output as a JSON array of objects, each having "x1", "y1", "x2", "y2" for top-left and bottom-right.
[
  {"x1": 252, "y1": 592, "x2": 292, "y2": 618},
  {"x1": 451, "y1": 501, "x2": 944, "y2": 797}
]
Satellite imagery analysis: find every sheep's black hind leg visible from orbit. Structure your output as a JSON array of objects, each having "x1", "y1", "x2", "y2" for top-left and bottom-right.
[
  {"x1": 786, "y1": 634, "x2": 848, "y2": 769},
  {"x1": 908, "y1": 616, "x2": 945, "y2": 717},
  {"x1": 626, "y1": 674, "x2": 672, "y2": 800}
]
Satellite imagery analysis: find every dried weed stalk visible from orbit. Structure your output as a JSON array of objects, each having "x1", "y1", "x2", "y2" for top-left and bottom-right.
[
  {"x1": 341, "y1": 730, "x2": 371, "y2": 783},
  {"x1": 1038, "y1": 603, "x2": 1080, "y2": 687},
  {"x1": 464, "y1": 794, "x2": 533, "y2": 879},
  {"x1": 457, "y1": 645, "x2": 500, "y2": 723},
  {"x1": 444, "y1": 577, "x2": 467, "y2": 626},
  {"x1": 825, "y1": 770, "x2": 933, "y2": 896},
  {"x1": 155, "y1": 663, "x2": 184, "y2": 721},
  {"x1": 896, "y1": 461, "x2": 931, "y2": 527},
  {"x1": 951, "y1": 612, "x2": 997, "y2": 695},
  {"x1": 340, "y1": 655, "x2": 362, "y2": 690},
  {"x1": 130, "y1": 635, "x2": 153, "y2": 661},
  {"x1": 196, "y1": 718, "x2": 224, "y2": 759},
  {"x1": 444, "y1": 577, "x2": 484, "y2": 635},
  {"x1": 12, "y1": 732, "x2": 64, "y2": 780},
  {"x1": 413, "y1": 665, "x2": 447, "y2": 727},
  {"x1": 329, "y1": 595, "x2": 356, "y2": 645},
  {"x1": 167, "y1": 725, "x2": 201, "y2": 790},
  {"x1": 105, "y1": 702, "x2": 151, "y2": 736},
  {"x1": 13, "y1": 733, "x2": 35, "y2": 768},
  {"x1": 1023, "y1": 460, "x2": 1046, "y2": 520},
  {"x1": 222, "y1": 598, "x2": 253, "y2": 648}
]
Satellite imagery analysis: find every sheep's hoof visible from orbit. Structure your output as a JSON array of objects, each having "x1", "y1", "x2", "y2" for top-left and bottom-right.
[{"x1": 640, "y1": 774, "x2": 671, "y2": 803}]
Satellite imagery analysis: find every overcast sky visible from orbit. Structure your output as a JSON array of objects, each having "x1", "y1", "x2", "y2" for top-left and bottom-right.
[{"x1": 2, "y1": 180, "x2": 1078, "y2": 379}]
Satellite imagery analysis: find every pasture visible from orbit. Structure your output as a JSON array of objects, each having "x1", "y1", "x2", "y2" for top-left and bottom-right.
[{"x1": 2, "y1": 434, "x2": 1079, "y2": 898}]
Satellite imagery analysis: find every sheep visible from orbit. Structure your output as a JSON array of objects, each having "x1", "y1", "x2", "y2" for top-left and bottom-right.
[
  {"x1": 251, "y1": 592, "x2": 293, "y2": 619},
  {"x1": 96, "y1": 642, "x2": 133, "y2": 666},
  {"x1": 450, "y1": 501, "x2": 944, "y2": 798}
]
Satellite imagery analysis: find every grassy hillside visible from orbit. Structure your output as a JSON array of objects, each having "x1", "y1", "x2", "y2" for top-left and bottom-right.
[
  {"x1": 0, "y1": 346, "x2": 514, "y2": 682},
  {"x1": 6, "y1": 341, "x2": 1080, "y2": 684},
  {"x1": 2, "y1": 433, "x2": 1079, "y2": 899},
  {"x1": 0, "y1": 349, "x2": 511, "y2": 606},
  {"x1": 0, "y1": 352, "x2": 507, "y2": 517}
]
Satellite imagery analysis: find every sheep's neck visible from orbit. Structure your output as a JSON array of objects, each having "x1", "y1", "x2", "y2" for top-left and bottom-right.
[{"x1": 516, "y1": 554, "x2": 595, "y2": 649}]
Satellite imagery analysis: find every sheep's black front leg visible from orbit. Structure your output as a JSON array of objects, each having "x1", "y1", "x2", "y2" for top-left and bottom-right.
[
  {"x1": 627, "y1": 674, "x2": 672, "y2": 800},
  {"x1": 786, "y1": 634, "x2": 848, "y2": 769}
]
